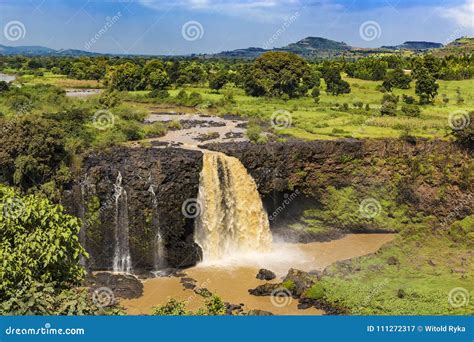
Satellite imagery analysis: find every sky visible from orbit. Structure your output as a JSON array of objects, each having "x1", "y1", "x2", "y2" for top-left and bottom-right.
[{"x1": 0, "y1": 0, "x2": 473, "y2": 55}]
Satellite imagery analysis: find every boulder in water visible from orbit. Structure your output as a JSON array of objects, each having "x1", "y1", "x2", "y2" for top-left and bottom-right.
[
  {"x1": 256, "y1": 268, "x2": 276, "y2": 281},
  {"x1": 85, "y1": 272, "x2": 143, "y2": 299},
  {"x1": 283, "y1": 268, "x2": 316, "y2": 297},
  {"x1": 248, "y1": 283, "x2": 281, "y2": 296}
]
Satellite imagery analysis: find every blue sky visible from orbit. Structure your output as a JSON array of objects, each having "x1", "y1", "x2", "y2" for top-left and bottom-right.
[{"x1": 0, "y1": 0, "x2": 473, "y2": 55}]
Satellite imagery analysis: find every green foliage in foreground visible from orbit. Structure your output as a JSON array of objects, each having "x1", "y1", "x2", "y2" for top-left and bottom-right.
[
  {"x1": 0, "y1": 185, "x2": 86, "y2": 302},
  {"x1": 152, "y1": 295, "x2": 226, "y2": 316},
  {"x1": 305, "y1": 219, "x2": 474, "y2": 315}
]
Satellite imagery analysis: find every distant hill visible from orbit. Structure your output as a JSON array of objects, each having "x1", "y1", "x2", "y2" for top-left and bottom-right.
[
  {"x1": 279, "y1": 37, "x2": 351, "y2": 55},
  {"x1": 0, "y1": 36, "x2": 471, "y2": 59},
  {"x1": 432, "y1": 37, "x2": 474, "y2": 57},
  {"x1": 382, "y1": 41, "x2": 443, "y2": 50},
  {"x1": 0, "y1": 45, "x2": 102, "y2": 56}
]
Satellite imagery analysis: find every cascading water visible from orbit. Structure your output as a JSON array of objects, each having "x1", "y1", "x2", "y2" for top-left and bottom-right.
[
  {"x1": 113, "y1": 172, "x2": 132, "y2": 273},
  {"x1": 195, "y1": 152, "x2": 272, "y2": 261},
  {"x1": 148, "y1": 185, "x2": 166, "y2": 270}
]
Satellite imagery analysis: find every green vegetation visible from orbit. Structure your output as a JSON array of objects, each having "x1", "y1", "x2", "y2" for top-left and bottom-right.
[
  {"x1": 306, "y1": 218, "x2": 473, "y2": 314},
  {"x1": 152, "y1": 295, "x2": 226, "y2": 316}
]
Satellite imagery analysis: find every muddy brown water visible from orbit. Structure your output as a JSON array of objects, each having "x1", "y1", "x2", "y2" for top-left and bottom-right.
[{"x1": 122, "y1": 234, "x2": 395, "y2": 315}]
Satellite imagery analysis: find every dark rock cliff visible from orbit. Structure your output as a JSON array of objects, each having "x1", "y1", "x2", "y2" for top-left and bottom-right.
[{"x1": 64, "y1": 147, "x2": 203, "y2": 271}]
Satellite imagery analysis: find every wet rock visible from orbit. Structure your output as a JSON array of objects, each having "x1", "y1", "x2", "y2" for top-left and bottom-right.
[
  {"x1": 387, "y1": 256, "x2": 399, "y2": 265},
  {"x1": 248, "y1": 283, "x2": 281, "y2": 296},
  {"x1": 85, "y1": 272, "x2": 143, "y2": 299},
  {"x1": 256, "y1": 269, "x2": 276, "y2": 281},
  {"x1": 194, "y1": 287, "x2": 213, "y2": 298},
  {"x1": 283, "y1": 268, "x2": 316, "y2": 297},
  {"x1": 247, "y1": 309, "x2": 273, "y2": 316}
]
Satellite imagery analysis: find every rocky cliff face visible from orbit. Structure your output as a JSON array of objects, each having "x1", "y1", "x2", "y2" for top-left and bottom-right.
[
  {"x1": 64, "y1": 147, "x2": 203, "y2": 272},
  {"x1": 65, "y1": 139, "x2": 472, "y2": 272}
]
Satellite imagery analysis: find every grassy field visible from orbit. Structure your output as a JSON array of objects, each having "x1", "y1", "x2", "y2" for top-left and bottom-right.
[
  {"x1": 16, "y1": 72, "x2": 103, "y2": 89},
  {"x1": 129, "y1": 77, "x2": 474, "y2": 141},
  {"x1": 8, "y1": 72, "x2": 474, "y2": 141}
]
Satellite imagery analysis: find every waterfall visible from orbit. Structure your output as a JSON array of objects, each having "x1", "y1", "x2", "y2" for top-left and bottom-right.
[
  {"x1": 113, "y1": 172, "x2": 132, "y2": 273},
  {"x1": 195, "y1": 152, "x2": 272, "y2": 261},
  {"x1": 148, "y1": 185, "x2": 166, "y2": 270}
]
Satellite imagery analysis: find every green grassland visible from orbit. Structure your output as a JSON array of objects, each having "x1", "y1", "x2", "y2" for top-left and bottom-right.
[
  {"x1": 312, "y1": 218, "x2": 474, "y2": 315},
  {"x1": 124, "y1": 77, "x2": 474, "y2": 141}
]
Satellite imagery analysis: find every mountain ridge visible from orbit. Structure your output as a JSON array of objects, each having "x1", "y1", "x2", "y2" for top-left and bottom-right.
[{"x1": 1, "y1": 36, "x2": 470, "y2": 59}]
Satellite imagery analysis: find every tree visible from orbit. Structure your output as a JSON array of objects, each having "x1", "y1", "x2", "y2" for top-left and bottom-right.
[
  {"x1": 382, "y1": 68, "x2": 412, "y2": 91},
  {"x1": 380, "y1": 93, "x2": 399, "y2": 116},
  {"x1": 143, "y1": 60, "x2": 170, "y2": 90},
  {"x1": 108, "y1": 62, "x2": 141, "y2": 91},
  {"x1": 415, "y1": 68, "x2": 439, "y2": 104},
  {"x1": 311, "y1": 86, "x2": 321, "y2": 103},
  {"x1": 323, "y1": 67, "x2": 351, "y2": 96},
  {"x1": 245, "y1": 52, "x2": 313, "y2": 98},
  {"x1": 209, "y1": 71, "x2": 228, "y2": 91},
  {"x1": 0, "y1": 185, "x2": 86, "y2": 302}
]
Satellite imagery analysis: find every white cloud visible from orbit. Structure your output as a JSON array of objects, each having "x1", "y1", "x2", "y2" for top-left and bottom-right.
[{"x1": 440, "y1": 0, "x2": 474, "y2": 29}]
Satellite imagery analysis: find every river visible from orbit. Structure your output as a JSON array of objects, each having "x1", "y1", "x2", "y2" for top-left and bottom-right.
[
  {"x1": 122, "y1": 233, "x2": 395, "y2": 315},
  {"x1": 0, "y1": 73, "x2": 16, "y2": 83}
]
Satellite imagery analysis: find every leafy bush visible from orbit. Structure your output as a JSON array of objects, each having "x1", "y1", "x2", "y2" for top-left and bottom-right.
[
  {"x1": 0, "y1": 185, "x2": 86, "y2": 303},
  {"x1": 401, "y1": 104, "x2": 421, "y2": 118},
  {"x1": 152, "y1": 298, "x2": 189, "y2": 315}
]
